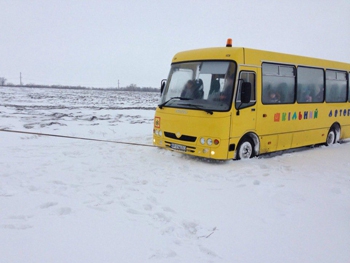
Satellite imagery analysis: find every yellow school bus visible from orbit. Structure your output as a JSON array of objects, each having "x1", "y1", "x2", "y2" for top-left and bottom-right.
[{"x1": 153, "y1": 39, "x2": 350, "y2": 160}]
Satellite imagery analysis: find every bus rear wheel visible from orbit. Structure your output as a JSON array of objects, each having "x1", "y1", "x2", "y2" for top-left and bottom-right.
[
  {"x1": 237, "y1": 138, "x2": 255, "y2": 160},
  {"x1": 326, "y1": 129, "x2": 335, "y2": 146}
]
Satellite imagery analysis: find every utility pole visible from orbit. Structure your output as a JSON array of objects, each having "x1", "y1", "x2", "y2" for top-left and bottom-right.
[
  {"x1": 118, "y1": 79, "x2": 120, "y2": 89},
  {"x1": 20, "y1": 72, "x2": 23, "y2": 86}
]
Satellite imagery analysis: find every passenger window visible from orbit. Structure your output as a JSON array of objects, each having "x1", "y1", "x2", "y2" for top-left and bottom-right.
[
  {"x1": 235, "y1": 71, "x2": 256, "y2": 109},
  {"x1": 349, "y1": 73, "x2": 350, "y2": 102},
  {"x1": 325, "y1": 70, "x2": 347, "y2": 102},
  {"x1": 262, "y1": 63, "x2": 295, "y2": 104},
  {"x1": 297, "y1": 67, "x2": 324, "y2": 103}
]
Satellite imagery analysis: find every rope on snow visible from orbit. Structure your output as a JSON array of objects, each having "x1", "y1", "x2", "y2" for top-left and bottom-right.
[{"x1": 0, "y1": 129, "x2": 155, "y2": 148}]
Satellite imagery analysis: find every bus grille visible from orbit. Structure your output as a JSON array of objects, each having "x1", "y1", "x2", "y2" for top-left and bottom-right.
[{"x1": 164, "y1": 132, "x2": 197, "y2": 142}]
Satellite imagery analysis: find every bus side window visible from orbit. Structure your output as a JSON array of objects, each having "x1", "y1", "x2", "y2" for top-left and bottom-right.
[
  {"x1": 348, "y1": 72, "x2": 350, "y2": 102},
  {"x1": 326, "y1": 70, "x2": 347, "y2": 103},
  {"x1": 297, "y1": 66, "x2": 324, "y2": 103},
  {"x1": 235, "y1": 71, "x2": 256, "y2": 109},
  {"x1": 262, "y1": 63, "x2": 295, "y2": 104}
]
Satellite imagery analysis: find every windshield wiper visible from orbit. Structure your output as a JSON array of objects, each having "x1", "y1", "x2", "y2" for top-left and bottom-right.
[
  {"x1": 179, "y1": 103, "x2": 213, "y2": 115},
  {"x1": 158, "y1": 97, "x2": 192, "y2": 109}
]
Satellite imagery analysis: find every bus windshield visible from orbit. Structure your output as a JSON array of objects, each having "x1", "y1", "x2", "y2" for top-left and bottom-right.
[{"x1": 160, "y1": 61, "x2": 236, "y2": 111}]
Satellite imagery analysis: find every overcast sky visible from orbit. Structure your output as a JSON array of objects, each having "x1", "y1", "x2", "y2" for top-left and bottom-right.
[{"x1": 1, "y1": 0, "x2": 349, "y2": 88}]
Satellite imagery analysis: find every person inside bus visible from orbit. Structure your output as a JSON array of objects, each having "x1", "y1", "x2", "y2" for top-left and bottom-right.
[
  {"x1": 301, "y1": 90, "x2": 313, "y2": 102},
  {"x1": 209, "y1": 74, "x2": 220, "y2": 95},
  {"x1": 313, "y1": 85, "x2": 324, "y2": 102},
  {"x1": 180, "y1": 80, "x2": 195, "y2": 98},
  {"x1": 219, "y1": 74, "x2": 234, "y2": 103},
  {"x1": 305, "y1": 93, "x2": 312, "y2": 102},
  {"x1": 180, "y1": 79, "x2": 202, "y2": 99},
  {"x1": 267, "y1": 90, "x2": 280, "y2": 103}
]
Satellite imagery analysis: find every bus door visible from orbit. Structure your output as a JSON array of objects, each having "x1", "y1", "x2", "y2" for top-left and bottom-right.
[{"x1": 232, "y1": 70, "x2": 257, "y2": 138}]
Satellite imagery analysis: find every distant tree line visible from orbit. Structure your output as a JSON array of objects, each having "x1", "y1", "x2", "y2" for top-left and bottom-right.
[
  {"x1": 0, "y1": 79, "x2": 160, "y2": 92},
  {"x1": 120, "y1": 84, "x2": 159, "y2": 92}
]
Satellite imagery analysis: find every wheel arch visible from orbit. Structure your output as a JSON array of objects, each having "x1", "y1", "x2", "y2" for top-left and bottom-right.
[
  {"x1": 330, "y1": 122, "x2": 341, "y2": 142},
  {"x1": 236, "y1": 132, "x2": 260, "y2": 157}
]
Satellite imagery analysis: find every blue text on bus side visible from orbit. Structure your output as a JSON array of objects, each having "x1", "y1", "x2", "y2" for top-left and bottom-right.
[{"x1": 328, "y1": 109, "x2": 350, "y2": 118}]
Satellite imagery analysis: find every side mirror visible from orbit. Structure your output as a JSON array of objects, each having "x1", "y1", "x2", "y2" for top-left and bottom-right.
[
  {"x1": 160, "y1": 79, "x2": 166, "y2": 95},
  {"x1": 241, "y1": 82, "x2": 251, "y2": 103}
]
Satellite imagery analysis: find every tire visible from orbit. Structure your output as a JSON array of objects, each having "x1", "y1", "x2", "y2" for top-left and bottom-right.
[
  {"x1": 237, "y1": 138, "x2": 255, "y2": 160},
  {"x1": 326, "y1": 129, "x2": 335, "y2": 146}
]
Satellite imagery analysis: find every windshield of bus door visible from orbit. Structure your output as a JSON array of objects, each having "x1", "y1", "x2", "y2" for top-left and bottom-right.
[{"x1": 159, "y1": 61, "x2": 236, "y2": 112}]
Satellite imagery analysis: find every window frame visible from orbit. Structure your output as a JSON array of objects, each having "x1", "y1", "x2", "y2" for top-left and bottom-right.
[
  {"x1": 262, "y1": 62, "x2": 296, "y2": 105},
  {"x1": 296, "y1": 66, "x2": 325, "y2": 104},
  {"x1": 235, "y1": 70, "x2": 256, "y2": 110},
  {"x1": 325, "y1": 69, "x2": 348, "y2": 103},
  {"x1": 159, "y1": 60, "x2": 238, "y2": 112},
  {"x1": 348, "y1": 72, "x2": 350, "y2": 102}
]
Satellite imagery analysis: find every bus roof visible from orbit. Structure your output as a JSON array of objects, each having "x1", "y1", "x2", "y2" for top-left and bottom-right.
[
  {"x1": 172, "y1": 47, "x2": 244, "y2": 63},
  {"x1": 172, "y1": 46, "x2": 350, "y2": 71}
]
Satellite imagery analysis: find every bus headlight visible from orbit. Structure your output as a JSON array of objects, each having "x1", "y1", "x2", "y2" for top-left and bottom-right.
[
  {"x1": 207, "y1": 138, "x2": 213, "y2": 146},
  {"x1": 154, "y1": 129, "x2": 162, "y2": 136},
  {"x1": 200, "y1": 138, "x2": 205, "y2": 145}
]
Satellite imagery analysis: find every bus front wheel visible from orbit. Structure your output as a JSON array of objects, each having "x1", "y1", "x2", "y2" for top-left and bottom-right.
[
  {"x1": 236, "y1": 138, "x2": 255, "y2": 160},
  {"x1": 326, "y1": 129, "x2": 335, "y2": 146}
]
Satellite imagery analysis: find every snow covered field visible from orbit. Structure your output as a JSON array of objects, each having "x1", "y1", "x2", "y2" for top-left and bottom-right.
[{"x1": 1, "y1": 87, "x2": 350, "y2": 263}]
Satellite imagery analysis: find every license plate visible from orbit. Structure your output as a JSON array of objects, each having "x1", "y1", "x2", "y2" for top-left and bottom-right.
[{"x1": 170, "y1": 143, "x2": 186, "y2": 152}]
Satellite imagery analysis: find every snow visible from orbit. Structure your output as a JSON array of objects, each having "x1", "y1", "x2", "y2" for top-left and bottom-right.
[{"x1": 1, "y1": 86, "x2": 350, "y2": 263}]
